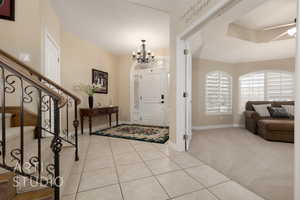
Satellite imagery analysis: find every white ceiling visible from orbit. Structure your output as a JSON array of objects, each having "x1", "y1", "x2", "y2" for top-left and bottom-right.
[
  {"x1": 52, "y1": 0, "x2": 174, "y2": 55},
  {"x1": 194, "y1": 0, "x2": 296, "y2": 63}
]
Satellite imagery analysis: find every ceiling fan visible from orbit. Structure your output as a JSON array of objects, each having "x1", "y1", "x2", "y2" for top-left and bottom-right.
[{"x1": 263, "y1": 18, "x2": 297, "y2": 41}]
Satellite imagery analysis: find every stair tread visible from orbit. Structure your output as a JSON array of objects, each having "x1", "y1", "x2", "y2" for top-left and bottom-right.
[
  {"x1": 0, "y1": 172, "x2": 17, "y2": 200},
  {"x1": 1, "y1": 128, "x2": 78, "y2": 196},
  {"x1": 13, "y1": 188, "x2": 53, "y2": 200},
  {"x1": 0, "y1": 172, "x2": 14, "y2": 185},
  {"x1": 17, "y1": 146, "x2": 76, "y2": 195},
  {"x1": 0, "y1": 172, "x2": 14, "y2": 180},
  {"x1": 0, "y1": 126, "x2": 35, "y2": 142}
]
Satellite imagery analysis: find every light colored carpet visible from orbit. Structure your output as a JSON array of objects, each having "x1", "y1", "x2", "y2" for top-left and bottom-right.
[{"x1": 189, "y1": 127, "x2": 293, "y2": 200}]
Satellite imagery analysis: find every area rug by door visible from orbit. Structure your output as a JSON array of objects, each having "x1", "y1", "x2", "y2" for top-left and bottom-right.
[{"x1": 92, "y1": 124, "x2": 169, "y2": 144}]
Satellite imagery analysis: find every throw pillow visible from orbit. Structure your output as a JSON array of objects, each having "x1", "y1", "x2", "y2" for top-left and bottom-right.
[
  {"x1": 282, "y1": 105, "x2": 294, "y2": 117},
  {"x1": 267, "y1": 106, "x2": 290, "y2": 119},
  {"x1": 252, "y1": 104, "x2": 271, "y2": 117}
]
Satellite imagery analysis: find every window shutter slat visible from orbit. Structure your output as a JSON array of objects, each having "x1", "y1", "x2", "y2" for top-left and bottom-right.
[{"x1": 206, "y1": 71, "x2": 232, "y2": 114}]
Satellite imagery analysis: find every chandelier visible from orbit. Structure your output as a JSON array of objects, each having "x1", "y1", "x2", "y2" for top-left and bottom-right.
[{"x1": 132, "y1": 40, "x2": 155, "y2": 64}]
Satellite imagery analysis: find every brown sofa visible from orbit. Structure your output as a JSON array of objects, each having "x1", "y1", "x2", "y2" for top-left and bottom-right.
[{"x1": 244, "y1": 101, "x2": 294, "y2": 143}]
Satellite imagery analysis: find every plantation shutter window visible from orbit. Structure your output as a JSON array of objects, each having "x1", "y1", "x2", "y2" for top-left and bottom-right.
[
  {"x1": 239, "y1": 72, "x2": 265, "y2": 111},
  {"x1": 266, "y1": 72, "x2": 294, "y2": 101},
  {"x1": 206, "y1": 71, "x2": 232, "y2": 114},
  {"x1": 239, "y1": 71, "x2": 295, "y2": 112}
]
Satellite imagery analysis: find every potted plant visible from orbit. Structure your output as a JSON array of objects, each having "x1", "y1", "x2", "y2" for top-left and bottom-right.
[{"x1": 76, "y1": 83, "x2": 102, "y2": 109}]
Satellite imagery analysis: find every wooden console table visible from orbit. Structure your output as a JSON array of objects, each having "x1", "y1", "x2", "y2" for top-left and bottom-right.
[{"x1": 80, "y1": 106, "x2": 119, "y2": 135}]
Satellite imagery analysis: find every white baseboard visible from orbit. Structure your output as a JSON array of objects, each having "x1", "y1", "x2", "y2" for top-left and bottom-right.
[
  {"x1": 233, "y1": 123, "x2": 245, "y2": 128},
  {"x1": 192, "y1": 124, "x2": 244, "y2": 130},
  {"x1": 73, "y1": 123, "x2": 115, "y2": 136},
  {"x1": 119, "y1": 121, "x2": 132, "y2": 124},
  {"x1": 168, "y1": 141, "x2": 185, "y2": 152}
]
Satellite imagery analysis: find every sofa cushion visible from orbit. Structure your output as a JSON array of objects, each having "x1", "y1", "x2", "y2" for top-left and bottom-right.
[
  {"x1": 246, "y1": 101, "x2": 294, "y2": 111},
  {"x1": 258, "y1": 119, "x2": 294, "y2": 131},
  {"x1": 267, "y1": 106, "x2": 290, "y2": 119},
  {"x1": 253, "y1": 104, "x2": 271, "y2": 117},
  {"x1": 282, "y1": 105, "x2": 295, "y2": 117}
]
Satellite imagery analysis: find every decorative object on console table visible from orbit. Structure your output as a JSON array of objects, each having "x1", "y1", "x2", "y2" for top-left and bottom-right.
[
  {"x1": 80, "y1": 106, "x2": 119, "y2": 135},
  {"x1": 92, "y1": 69, "x2": 108, "y2": 94},
  {"x1": 88, "y1": 96, "x2": 94, "y2": 109},
  {"x1": 75, "y1": 83, "x2": 102, "y2": 109},
  {"x1": 0, "y1": 0, "x2": 15, "y2": 21}
]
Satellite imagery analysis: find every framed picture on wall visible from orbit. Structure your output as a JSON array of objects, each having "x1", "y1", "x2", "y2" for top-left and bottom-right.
[
  {"x1": 0, "y1": 0, "x2": 15, "y2": 21},
  {"x1": 92, "y1": 69, "x2": 108, "y2": 94}
]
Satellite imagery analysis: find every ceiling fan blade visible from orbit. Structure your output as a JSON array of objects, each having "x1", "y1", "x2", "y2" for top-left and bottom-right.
[
  {"x1": 264, "y1": 23, "x2": 296, "y2": 31},
  {"x1": 271, "y1": 30, "x2": 289, "y2": 41}
]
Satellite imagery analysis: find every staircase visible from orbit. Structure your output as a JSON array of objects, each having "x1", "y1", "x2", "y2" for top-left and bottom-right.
[{"x1": 0, "y1": 49, "x2": 81, "y2": 200}]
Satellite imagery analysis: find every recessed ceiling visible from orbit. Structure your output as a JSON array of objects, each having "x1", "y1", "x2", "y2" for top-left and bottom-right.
[
  {"x1": 125, "y1": 0, "x2": 172, "y2": 12},
  {"x1": 235, "y1": 0, "x2": 296, "y2": 30},
  {"x1": 52, "y1": 0, "x2": 173, "y2": 55},
  {"x1": 126, "y1": 0, "x2": 194, "y2": 14},
  {"x1": 193, "y1": 0, "x2": 296, "y2": 63}
]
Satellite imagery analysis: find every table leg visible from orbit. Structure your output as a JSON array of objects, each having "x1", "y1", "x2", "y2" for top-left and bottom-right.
[
  {"x1": 109, "y1": 114, "x2": 112, "y2": 127},
  {"x1": 81, "y1": 116, "x2": 84, "y2": 135},
  {"x1": 89, "y1": 116, "x2": 92, "y2": 135},
  {"x1": 116, "y1": 112, "x2": 119, "y2": 126}
]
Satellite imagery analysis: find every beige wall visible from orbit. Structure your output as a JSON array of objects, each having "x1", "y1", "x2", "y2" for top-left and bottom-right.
[
  {"x1": 192, "y1": 57, "x2": 295, "y2": 128},
  {"x1": 116, "y1": 55, "x2": 133, "y2": 122},
  {"x1": 41, "y1": 0, "x2": 61, "y2": 45},
  {"x1": 116, "y1": 48, "x2": 169, "y2": 122},
  {"x1": 0, "y1": 1, "x2": 119, "y2": 130},
  {"x1": 0, "y1": 0, "x2": 61, "y2": 111},
  {"x1": 0, "y1": 0, "x2": 60, "y2": 70},
  {"x1": 61, "y1": 31, "x2": 119, "y2": 128},
  {"x1": 192, "y1": 59, "x2": 235, "y2": 126},
  {"x1": 0, "y1": 0, "x2": 41, "y2": 70}
]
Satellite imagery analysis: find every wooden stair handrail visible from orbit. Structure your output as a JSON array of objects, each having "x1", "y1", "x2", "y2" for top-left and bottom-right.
[
  {"x1": 0, "y1": 55, "x2": 67, "y2": 107},
  {"x1": 0, "y1": 49, "x2": 81, "y2": 104}
]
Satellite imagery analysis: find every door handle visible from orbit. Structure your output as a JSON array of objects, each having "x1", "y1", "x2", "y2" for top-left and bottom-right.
[{"x1": 161, "y1": 101, "x2": 165, "y2": 104}]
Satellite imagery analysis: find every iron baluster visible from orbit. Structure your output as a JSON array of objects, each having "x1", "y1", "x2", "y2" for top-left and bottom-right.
[
  {"x1": 49, "y1": 95, "x2": 52, "y2": 132},
  {"x1": 74, "y1": 102, "x2": 79, "y2": 161},
  {"x1": 6, "y1": 74, "x2": 25, "y2": 169},
  {"x1": 52, "y1": 99, "x2": 61, "y2": 200},
  {"x1": 37, "y1": 89, "x2": 42, "y2": 179},
  {"x1": 20, "y1": 77, "x2": 24, "y2": 169},
  {"x1": 66, "y1": 98, "x2": 69, "y2": 139},
  {"x1": 0, "y1": 66, "x2": 6, "y2": 164}
]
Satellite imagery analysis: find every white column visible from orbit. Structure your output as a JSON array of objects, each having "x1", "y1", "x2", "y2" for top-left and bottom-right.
[{"x1": 295, "y1": 1, "x2": 300, "y2": 199}]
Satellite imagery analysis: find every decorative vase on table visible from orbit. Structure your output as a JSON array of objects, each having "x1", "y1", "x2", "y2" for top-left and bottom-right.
[{"x1": 88, "y1": 96, "x2": 94, "y2": 109}]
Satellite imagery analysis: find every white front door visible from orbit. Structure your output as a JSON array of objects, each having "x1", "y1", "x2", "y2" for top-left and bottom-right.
[{"x1": 139, "y1": 68, "x2": 168, "y2": 126}]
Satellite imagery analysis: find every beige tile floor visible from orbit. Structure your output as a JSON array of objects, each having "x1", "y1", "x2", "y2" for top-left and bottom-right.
[{"x1": 62, "y1": 135, "x2": 265, "y2": 200}]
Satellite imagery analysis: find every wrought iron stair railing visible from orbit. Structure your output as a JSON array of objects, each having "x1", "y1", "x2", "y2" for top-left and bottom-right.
[{"x1": 0, "y1": 49, "x2": 81, "y2": 200}]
